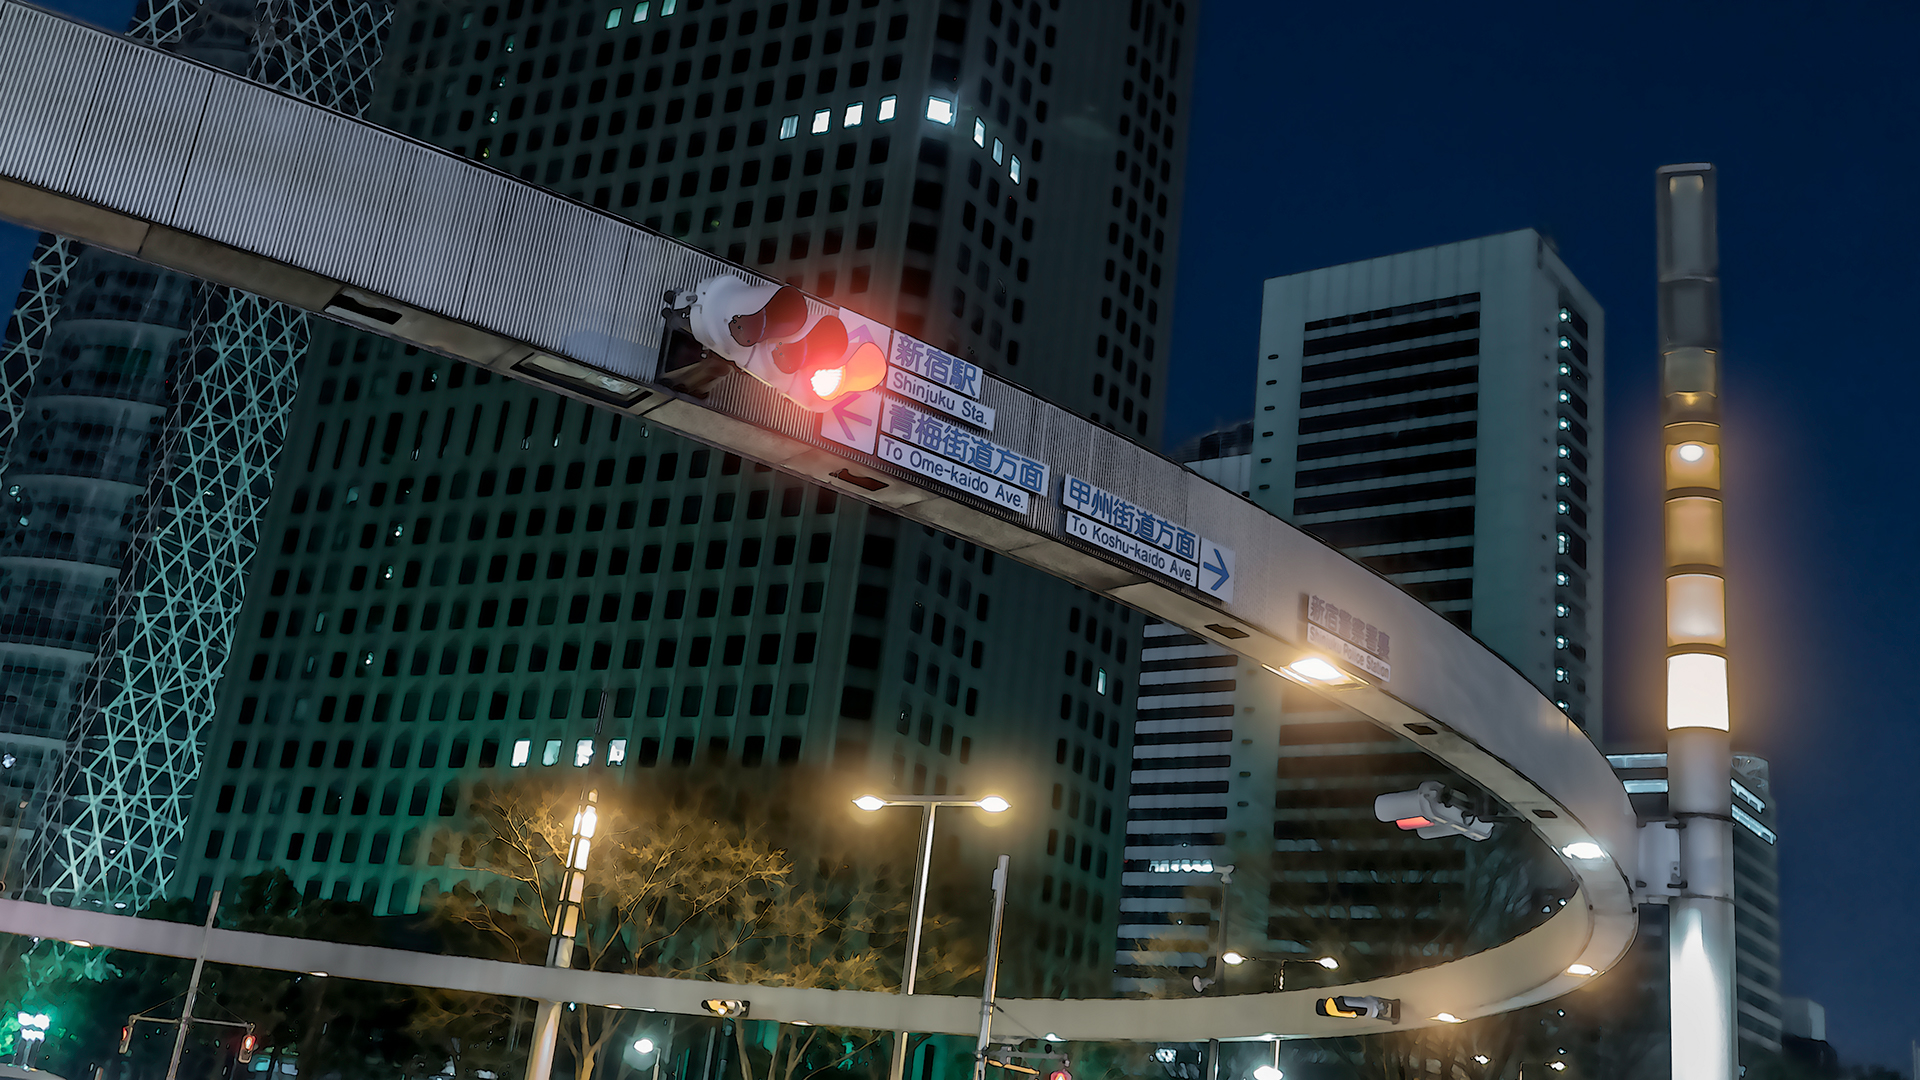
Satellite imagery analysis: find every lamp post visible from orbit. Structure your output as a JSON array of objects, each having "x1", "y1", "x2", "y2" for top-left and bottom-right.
[
  {"x1": 851, "y1": 793, "x2": 1010, "y2": 1080},
  {"x1": 524, "y1": 788, "x2": 600, "y2": 1080},
  {"x1": 1220, "y1": 952, "x2": 1339, "y2": 991}
]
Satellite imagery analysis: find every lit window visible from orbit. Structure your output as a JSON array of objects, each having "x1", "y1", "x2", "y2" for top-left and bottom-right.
[
  {"x1": 1554, "y1": 668, "x2": 1568, "y2": 682},
  {"x1": 1557, "y1": 473, "x2": 1569, "y2": 486},
  {"x1": 812, "y1": 108, "x2": 831, "y2": 134},
  {"x1": 878, "y1": 95, "x2": 897, "y2": 121},
  {"x1": 632, "y1": 1, "x2": 649, "y2": 20},
  {"x1": 575, "y1": 739, "x2": 595, "y2": 767},
  {"x1": 1096, "y1": 668, "x2": 1107, "y2": 694},
  {"x1": 510, "y1": 739, "x2": 531, "y2": 767},
  {"x1": 1009, "y1": 156, "x2": 1021, "y2": 183},
  {"x1": 779, "y1": 115, "x2": 799, "y2": 139},
  {"x1": 608, "y1": 739, "x2": 628, "y2": 765},
  {"x1": 660, "y1": 0, "x2": 676, "y2": 13},
  {"x1": 1556, "y1": 533, "x2": 1570, "y2": 554},
  {"x1": 844, "y1": 101, "x2": 864, "y2": 127},
  {"x1": 926, "y1": 96, "x2": 955, "y2": 124},
  {"x1": 973, "y1": 117, "x2": 986, "y2": 146},
  {"x1": 1556, "y1": 572, "x2": 1570, "y2": 586},
  {"x1": 1557, "y1": 501, "x2": 1569, "y2": 514},
  {"x1": 605, "y1": 6, "x2": 621, "y2": 27},
  {"x1": 991, "y1": 137, "x2": 1004, "y2": 164},
  {"x1": 541, "y1": 740, "x2": 562, "y2": 766}
]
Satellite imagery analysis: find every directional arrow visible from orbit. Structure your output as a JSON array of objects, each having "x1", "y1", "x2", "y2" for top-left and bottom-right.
[
  {"x1": 1199, "y1": 540, "x2": 1235, "y2": 602},
  {"x1": 820, "y1": 390, "x2": 880, "y2": 455}
]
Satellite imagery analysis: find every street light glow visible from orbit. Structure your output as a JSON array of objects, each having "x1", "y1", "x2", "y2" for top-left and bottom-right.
[
  {"x1": 976, "y1": 796, "x2": 1010, "y2": 813},
  {"x1": 1315, "y1": 956, "x2": 1339, "y2": 969},
  {"x1": 1253, "y1": 1067, "x2": 1285, "y2": 1080},
  {"x1": 1222, "y1": 951, "x2": 1246, "y2": 965},
  {"x1": 1287, "y1": 658, "x2": 1344, "y2": 682},
  {"x1": 634, "y1": 1038, "x2": 655, "y2": 1054},
  {"x1": 853, "y1": 795, "x2": 887, "y2": 811}
]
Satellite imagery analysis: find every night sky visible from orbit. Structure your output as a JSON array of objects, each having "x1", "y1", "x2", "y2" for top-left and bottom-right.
[{"x1": 3, "y1": 0, "x2": 1916, "y2": 1069}]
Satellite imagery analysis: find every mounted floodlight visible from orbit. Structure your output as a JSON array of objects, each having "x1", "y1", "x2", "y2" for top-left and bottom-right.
[
  {"x1": 1221, "y1": 951, "x2": 1246, "y2": 966},
  {"x1": 853, "y1": 795, "x2": 887, "y2": 812},
  {"x1": 1253, "y1": 1068, "x2": 1284, "y2": 1080},
  {"x1": 1560, "y1": 841, "x2": 1606, "y2": 861},
  {"x1": 634, "y1": 1038, "x2": 656, "y2": 1054},
  {"x1": 1373, "y1": 781, "x2": 1494, "y2": 841},
  {"x1": 664, "y1": 277, "x2": 886, "y2": 412},
  {"x1": 1314, "y1": 956, "x2": 1339, "y2": 969},
  {"x1": 976, "y1": 795, "x2": 1011, "y2": 813},
  {"x1": 1566, "y1": 963, "x2": 1597, "y2": 976}
]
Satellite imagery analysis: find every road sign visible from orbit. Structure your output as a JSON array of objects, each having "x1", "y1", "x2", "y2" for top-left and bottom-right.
[
  {"x1": 1198, "y1": 539, "x2": 1234, "y2": 603},
  {"x1": 820, "y1": 390, "x2": 881, "y2": 455}
]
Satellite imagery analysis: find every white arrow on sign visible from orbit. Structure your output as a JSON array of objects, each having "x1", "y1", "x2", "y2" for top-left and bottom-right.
[
  {"x1": 819, "y1": 390, "x2": 881, "y2": 456},
  {"x1": 1198, "y1": 539, "x2": 1235, "y2": 603}
]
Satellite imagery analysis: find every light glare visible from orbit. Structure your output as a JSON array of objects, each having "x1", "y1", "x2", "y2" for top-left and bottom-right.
[
  {"x1": 1221, "y1": 951, "x2": 1246, "y2": 965},
  {"x1": 1567, "y1": 963, "x2": 1597, "y2": 976},
  {"x1": 1287, "y1": 658, "x2": 1343, "y2": 682},
  {"x1": 977, "y1": 795, "x2": 1010, "y2": 813},
  {"x1": 811, "y1": 367, "x2": 845, "y2": 398},
  {"x1": 635, "y1": 1039, "x2": 656, "y2": 1054},
  {"x1": 1560, "y1": 841, "x2": 1605, "y2": 861},
  {"x1": 1254, "y1": 1068, "x2": 1285, "y2": 1080},
  {"x1": 853, "y1": 795, "x2": 887, "y2": 812},
  {"x1": 926, "y1": 97, "x2": 955, "y2": 124}
]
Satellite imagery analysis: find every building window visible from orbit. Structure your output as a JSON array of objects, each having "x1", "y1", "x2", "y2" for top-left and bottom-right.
[
  {"x1": 541, "y1": 739, "x2": 562, "y2": 766},
  {"x1": 510, "y1": 739, "x2": 531, "y2": 767},
  {"x1": 812, "y1": 108, "x2": 831, "y2": 134},
  {"x1": 779, "y1": 115, "x2": 799, "y2": 139},
  {"x1": 844, "y1": 101, "x2": 864, "y2": 127},
  {"x1": 608, "y1": 738, "x2": 628, "y2": 764},
  {"x1": 878, "y1": 94, "x2": 897, "y2": 122},
  {"x1": 926, "y1": 96, "x2": 955, "y2": 124}
]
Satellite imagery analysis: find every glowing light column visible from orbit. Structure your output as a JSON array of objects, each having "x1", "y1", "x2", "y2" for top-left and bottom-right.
[{"x1": 1656, "y1": 163, "x2": 1736, "y2": 1080}]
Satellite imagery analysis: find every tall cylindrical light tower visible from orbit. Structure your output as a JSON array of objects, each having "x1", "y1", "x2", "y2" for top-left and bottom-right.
[{"x1": 1656, "y1": 162, "x2": 1737, "y2": 1080}]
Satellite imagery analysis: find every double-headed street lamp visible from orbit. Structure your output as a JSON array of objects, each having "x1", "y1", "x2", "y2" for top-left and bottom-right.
[
  {"x1": 851, "y1": 793, "x2": 1010, "y2": 1080},
  {"x1": 1220, "y1": 951, "x2": 1340, "y2": 991}
]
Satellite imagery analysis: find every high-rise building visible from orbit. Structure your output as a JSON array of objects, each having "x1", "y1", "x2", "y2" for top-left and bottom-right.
[
  {"x1": 1114, "y1": 231, "x2": 1606, "y2": 1001},
  {"x1": 0, "y1": 0, "x2": 392, "y2": 904},
  {"x1": 1250, "y1": 229, "x2": 1604, "y2": 732},
  {"x1": 1610, "y1": 750, "x2": 1784, "y2": 1066},
  {"x1": 169, "y1": 0, "x2": 1200, "y2": 997}
]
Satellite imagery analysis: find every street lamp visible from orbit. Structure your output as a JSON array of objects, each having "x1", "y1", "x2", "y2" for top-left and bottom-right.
[
  {"x1": 1220, "y1": 952, "x2": 1340, "y2": 991},
  {"x1": 525, "y1": 788, "x2": 601, "y2": 1080},
  {"x1": 851, "y1": 793, "x2": 1010, "y2": 1080}
]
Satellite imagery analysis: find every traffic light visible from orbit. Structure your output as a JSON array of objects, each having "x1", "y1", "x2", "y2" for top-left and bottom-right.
[
  {"x1": 699, "y1": 999, "x2": 749, "y2": 1019},
  {"x1": 664, "y1": 276, "x2": 886, "y2": 411},
  {"x1": 119, "y1": 1026, "x2": 132, "y2": 1054},
  {"x1": 239, "y1": 1033, "x2": 257, "y2": 1063},
  {"x1": 1373, "y1": 781, "x2": 1493, "y2": 841},
  {"x1": 1047, "y1": 1070, "x2": 1071, "y2": 1080},
  {"x1": 1314, "y1": 996, "x2": 1400, "y2": 1024}
]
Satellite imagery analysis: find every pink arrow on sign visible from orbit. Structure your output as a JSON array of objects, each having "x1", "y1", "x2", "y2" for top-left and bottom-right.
[{"x1": 821, "y1": 390, "x2": 881, "y2": 455}]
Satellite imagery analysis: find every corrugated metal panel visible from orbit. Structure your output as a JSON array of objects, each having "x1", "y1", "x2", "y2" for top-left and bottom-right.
[
  {"x1": 597, "y1": 232, "x2": 741, "y2": 381},
  {"x1": 171, "y1": 77, "x2": 326, "y2": 256},
  {"x1": 65, "y1": 36, "x2": 212, "y2": 224},
  {"x1": 365, "y1": 141, "x2": 508, "y2": 318},
  {"x1": 0, "y1": 4, "x2": 112, "y2": 191},
  {"x1": 264, "y1": 115, "x2": 411, "y2": 287},
  {"x1": 461, "y1": 184, "x2": 630, "y2": 359}
]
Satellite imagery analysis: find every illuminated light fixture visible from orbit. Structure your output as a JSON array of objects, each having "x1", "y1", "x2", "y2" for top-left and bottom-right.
[
  {"x1": 976, "y1": 796, "x2": 1011, "y2": 813},
  {"x1": 1394, "y1": 816, "x2": 1434, "y2": 830},
  {"x1": 853, "y1": 795, "x2": 887, "y2": 812},
  {"x1": 634, "y1": 1039, "x2": 656, "y2": 1054},
  {"x1": 1666, "y1": 652, "x2": 1730, "y2": 731},
  {"x1": 701, "y1": 999, "x2": 749, "y2": 1019},
  {"x1": 1474, "y1": 1057, "x2": 1491, "y2": 1066},
  {"x1": 1548, "y1": 1064, "x2": 1567, "y2": 1072},
  {"x1": 1221, "y1": 951, "x2": 1246, "y2": 965},
  {"x1": 1677, "y1": 442, "x2": 1706, "y2": 463},
  {"x1": 878, "y1": 95, "x2": 897, "y2": 121},
  {"x1": 68, "y1": 940, "x2": 92, "y2": 948},
  {"x1": 1433, "y1": 1013, "x2": 1465, "y2": 1024},
  {"x1": 1314, "y1": 956, "x2": 1340, "y2": 969},
  {"x1": 844, "y1": 102, "x2": 864, "y2": 127},
  {"x1": 1043, "y1": 1035, "x2": 1061, "y2": 1043},
  {"x1": 308, "y1": 970, "x2": 330, "y2": 978},
  {"x1": 926, "y1": 96, "x2": 956, "y2": 124},
  {"x1": 514, "y1": 353, "x2": 649, "y2": 406},
  {"x1": 1253, "y1": 1068, "x2": 1284, "y2": 1080},
  {"x1": 1285, "y1": 658, "x2": 1346, "y2": 683},
  {"x1": 1560, "y1": 841, "x2": 1605, "y2": 861},
  {"x1": 1566, "y1": 963, "x2": 1597, "y2": 976}
]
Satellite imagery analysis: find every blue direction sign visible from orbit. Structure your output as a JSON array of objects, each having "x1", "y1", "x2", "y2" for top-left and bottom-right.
[{"x1": 1198, "y1": 538, "x2": 1234, "y2": 603}]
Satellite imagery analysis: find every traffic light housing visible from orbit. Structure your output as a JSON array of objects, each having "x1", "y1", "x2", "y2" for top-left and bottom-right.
[
  {"x1": 664, "y1": 276, "x2": 886, "y2": 412},
  {"x1": 1373, "y1": 781, "x2": 1494, "y2": 841},
  {"x1": 1314, "y1": 995, "x2": 1401, "y2": 1024},
  {"x1": 239, "y1": 1032, "x2": 257, "y2": 1063},
  {"x1": 699, "y1": 999, "x2": 750, "y2": 1019},
  {"x1": 119, "y1": 1026, "x2": 132, "y2": 1054}
]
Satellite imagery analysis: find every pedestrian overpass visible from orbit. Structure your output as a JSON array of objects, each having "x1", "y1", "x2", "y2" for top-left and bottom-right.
[{"x1": 0, "y1": 0, "x2": 1638, "y2": 1042}]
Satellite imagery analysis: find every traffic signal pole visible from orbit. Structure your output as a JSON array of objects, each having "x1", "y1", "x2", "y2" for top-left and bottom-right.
[
  {"x1": 164, "y1": 891, "x2": 221, "y2": 1080},
  {"x1": 1656, "y1": 163, "x2": 1738, "y2": 1080}
]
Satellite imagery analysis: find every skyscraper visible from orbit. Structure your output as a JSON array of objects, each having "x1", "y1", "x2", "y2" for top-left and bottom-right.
[
  {"x1": 1251, "y1": 229, "x2": 1604, "y2": 730},
  {"x1": 0, "y1": 0, "x2": 393, "y2": 904},
  {"x1": 1114, "y1": 232, "x2": 1605, "y2": 1000},
  {"x1": 169, "y1": 0, "x2": 1199, "y2": 997}
]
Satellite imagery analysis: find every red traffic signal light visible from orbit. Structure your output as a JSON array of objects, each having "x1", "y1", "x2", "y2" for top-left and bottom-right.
[
  {"x1": 1048, "y1": 1071, "x2": 1071, "y2": 1080},
  {"x1": 119, "y1": 1026, "x2": 132, "y2": 1054},
  {"x1": 667, "y1": 277, "x2": 888, "y2": 412},
  {"x1": 239, "y1": 1034, "x2": 257, "y2": 1063}
]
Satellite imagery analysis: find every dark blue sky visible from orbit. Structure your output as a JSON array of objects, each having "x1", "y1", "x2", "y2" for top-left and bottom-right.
[{"x1": 3, "y1": 0, "x2": 1916, "y2": 1068}]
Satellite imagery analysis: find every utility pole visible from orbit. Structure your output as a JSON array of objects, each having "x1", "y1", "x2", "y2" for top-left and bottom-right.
[
  {"x1": 970, "y1": 856, "x2": 1010, "y2": 1080},
  {"x1": 165, "y1": 890, "x2": 222, "y2": 1080},
  {"x1": 1656, "y1": 161, "x2": 1737, "y2": 1080}
]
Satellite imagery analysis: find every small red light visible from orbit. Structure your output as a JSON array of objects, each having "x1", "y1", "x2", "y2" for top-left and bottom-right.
[{"x1": 1394, "y1": 817, "x2": 1432, "y2": 830}]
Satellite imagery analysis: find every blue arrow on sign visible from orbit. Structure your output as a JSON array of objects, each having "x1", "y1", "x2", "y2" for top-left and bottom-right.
[
  {"x1": 820, "y1": 391, "x2": 880, "y2": 455},
  {"x1": 1199, "y1": 541, "x2": 1235, "y2": 602}
]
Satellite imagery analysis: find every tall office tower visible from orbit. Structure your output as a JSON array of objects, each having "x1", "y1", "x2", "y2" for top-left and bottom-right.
[
  {"x1": 1113, "y1": 428, "x2": 1556, "y2": 999},
  {"x1": 170, "y1": 0, "x2": 1198, "y2": 997},
  {"x1": 1610, "y1": 750, "x2": 1784, "y2": 1068},
  {"x1": 1251, "y1": 230, "x2": 1605, "y2": 732},
  {"x1": 0, "y1": 0, "x2": 392, "y2": 904}
]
